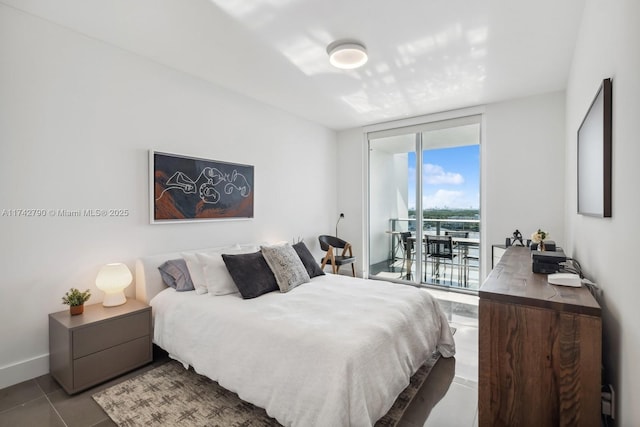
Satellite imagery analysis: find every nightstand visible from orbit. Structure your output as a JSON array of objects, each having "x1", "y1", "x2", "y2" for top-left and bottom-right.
[{"x1": 49, "y1": 298, "x2": 152, "y2": 394}]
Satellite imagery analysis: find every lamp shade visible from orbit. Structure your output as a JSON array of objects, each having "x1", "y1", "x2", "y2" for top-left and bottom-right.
[{"x1": 95, "y1": 263, "x2": 132, "y2": 307}]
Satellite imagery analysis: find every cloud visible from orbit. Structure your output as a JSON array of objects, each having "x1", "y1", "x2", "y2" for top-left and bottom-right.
[
  {"x1": 423, "y1": 164, "x2": 464, "y2": 185},
  {"x1": 424, "y1": 189, "x2": 478, "y2": 209}
]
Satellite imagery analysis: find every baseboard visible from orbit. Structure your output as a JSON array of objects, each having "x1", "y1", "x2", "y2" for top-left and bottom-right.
[{"x1": 0, "y1": 354, "x2": 49, "y2": 390}]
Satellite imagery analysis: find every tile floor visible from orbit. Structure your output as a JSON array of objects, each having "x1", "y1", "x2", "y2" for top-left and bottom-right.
[
  {"x1": 370, "y1": 257, "x2": 481, "y2": 291},
  {"x1": 0, "y1": 346, "x2": 171, "y2": 427},
  {"x1": 404, "y1": 288, "x2": 479, "y2": 427},
  {"x1": 0, "y1": 289, "x2": 478, "y2": 427}
]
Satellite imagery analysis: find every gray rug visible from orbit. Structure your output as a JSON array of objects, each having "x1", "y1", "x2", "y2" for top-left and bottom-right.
[{"x1": 93, "y1": 352, "x2": 442, "y2": 427}]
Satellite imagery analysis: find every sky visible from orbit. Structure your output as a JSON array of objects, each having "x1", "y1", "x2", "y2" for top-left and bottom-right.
[{"x1": 408, "y1": 144, "x2": 479, "y2": 210}]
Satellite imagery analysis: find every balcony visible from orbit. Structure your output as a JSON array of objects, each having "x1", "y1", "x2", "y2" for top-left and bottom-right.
[{"x1": 370, "y1": 218, "x2": 480, "y2": 291}]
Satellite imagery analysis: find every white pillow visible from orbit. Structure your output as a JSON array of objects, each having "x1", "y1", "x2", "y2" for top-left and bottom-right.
[
  {"x1": 228, "y1": 245, "x2": 259, "y2": 255},
  {"x1": 182, "y1": 245, "x2": 259, "y2": 295},
  {"x1": 181, "y1": 252, "x2": 208, "y2": 295},
  {"x1": 195, "y1": 245, "x2": 259, "y2": 296},
  {"x1": 196, "y1": 252, "x2": 239, "y2": 296}
]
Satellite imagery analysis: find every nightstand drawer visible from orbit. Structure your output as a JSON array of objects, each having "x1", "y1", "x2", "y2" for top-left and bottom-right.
[
  {"x1": 73, "y1": 311, "x2": 150, "y2": 358},
  {"x1": 73, "y1": 335, "x2": 151, "y2": 391},
  {"x1": 50, "y1": 299, "x2": 152, "y2": 394}
]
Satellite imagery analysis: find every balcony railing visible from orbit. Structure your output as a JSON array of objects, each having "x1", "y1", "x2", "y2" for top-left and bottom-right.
[
  {"x1": 390, "y1": 217, "x2": 479, "y2": 235},
  {"x1": 381, "y1": 217, "x2": 481, "y2": 289}
]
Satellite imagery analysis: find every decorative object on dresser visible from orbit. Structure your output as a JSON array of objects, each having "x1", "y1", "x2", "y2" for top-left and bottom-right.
[
  {"x1": 150, "y1": 151, "x2": 254, "y2": 223},
  {"x1": 61, "y1": 288, "x2": 91, "y2": 315},
  {"x1": 95, "y1": 263, "x2": 132, "y2": 307},
  {"x1": 479, "y1": 246, "x2": 601, "y2": 427},
  {"x1": 512, "y1": 229, "x2": 524, "y2": 245},
  {"x1": 530, "y1": 228, "x2": 548, "y2": 251},
  {"x1": 49, "y1": 299, "x2": 152, "y2": 394},
  {"x1": 504, "y1": 232, "x2": 533, "y2": 249}
]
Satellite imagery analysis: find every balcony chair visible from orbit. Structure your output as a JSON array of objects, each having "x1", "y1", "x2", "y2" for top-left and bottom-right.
[
  {"x1": 398, "y1": 232, "x2": 414, "y2": 280},
  {"x1": 445, "y1": 230, "x2": 469, "y2": 242},
  {"x1": 318, "y1": 235, "x2": 356, "y2": 277},
  {"x1": 462, "y1": 252, "x2": 478, "y2": 287},
  {"x1": 445, "y1": 230, "x2": 470, "y2": 258},
  {"x1": 445, "y1": 230, "x2": 469, "y2": 281},
  {"x1": 425, "y1": 235, "x2": 457, "y2": 284}
]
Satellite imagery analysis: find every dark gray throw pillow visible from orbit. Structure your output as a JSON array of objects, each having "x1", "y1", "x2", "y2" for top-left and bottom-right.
[
  {"x1": 293, "y1": 241, "x2": 325, "y2": 278},
  {"x1": 158, "y1": 259, "x2": 195, "y2": 292},
  {"x1": 222, "y1": 251, "x2": 278, "y2": 299}
]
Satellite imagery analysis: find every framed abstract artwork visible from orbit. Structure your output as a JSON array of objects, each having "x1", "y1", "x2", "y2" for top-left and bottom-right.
[{"x1": 150, "y1": 151, "x2": 254, "y2": 223}]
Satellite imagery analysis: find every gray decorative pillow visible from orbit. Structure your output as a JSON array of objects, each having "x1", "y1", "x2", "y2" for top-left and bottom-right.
[
  {"x1": 158, "y1": 259, "x2": 195, "y2": 292},
  {"x1": 222, "y1": 252, "x2": 279, "y2": 299},
  {"x1": 261, "y1": 243, "x2": 311, "y2": 292},
  {"x1": 292, "y1": 241, "x2": 325, "y2": 278}
]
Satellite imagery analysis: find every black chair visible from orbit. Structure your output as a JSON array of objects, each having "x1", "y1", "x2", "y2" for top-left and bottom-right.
[
  {"x1": 445, "y1": 230, "x2": 469, "y2": 239},
  {"x1": 445, "y1": 231, "x2": 469, "y2": 282},
  {"x1": 462, "y1": 252, "x2": 479, "y2": 287},
  {"x1": 318, "y1": 235, "x2": 356, "y2": 277},
  {"x1": 398, "y1": 232, "x2": 414, "y2": 280},
  {"x1": 445, "y1": 230, "x2": 469, "y2": 255},
  {"x1": 425, "y1": 235, "x2": 457, "y2": 284}
]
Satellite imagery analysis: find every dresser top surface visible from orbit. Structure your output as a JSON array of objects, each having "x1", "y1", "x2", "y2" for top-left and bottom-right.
[
  {"x1": 49, "y1": 298, "x2": 150, "y2": 328},
  {"x1": 481, "y1": 247, "x2": 601, "y2": 316}
]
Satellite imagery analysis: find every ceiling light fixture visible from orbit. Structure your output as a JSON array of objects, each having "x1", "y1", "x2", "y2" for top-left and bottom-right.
[{"x1": 327, "y1": 40, "x2": 368, "y2": 69}]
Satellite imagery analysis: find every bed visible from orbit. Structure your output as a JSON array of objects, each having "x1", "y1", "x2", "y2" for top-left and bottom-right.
[{"x1": 135, "y1": 244, "x2": 455, "y2": 427}]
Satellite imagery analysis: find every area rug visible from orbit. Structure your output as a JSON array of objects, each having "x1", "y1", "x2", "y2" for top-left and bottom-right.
[{"x1": 93, "y1": 352, "x2": 442, "y2": 427}]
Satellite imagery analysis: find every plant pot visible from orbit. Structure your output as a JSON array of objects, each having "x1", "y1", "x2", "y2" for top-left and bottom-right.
[{"x1": 70, "y1": 304, "x2": 84, "y2": 315}]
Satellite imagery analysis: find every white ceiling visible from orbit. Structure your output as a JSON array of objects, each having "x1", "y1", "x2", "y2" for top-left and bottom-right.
[{"x1": 3, "y1": 0, "x2": 586, "y2": 130}]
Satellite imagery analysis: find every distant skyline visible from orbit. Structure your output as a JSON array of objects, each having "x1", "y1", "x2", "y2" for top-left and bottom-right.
[{"x1": 408, "y1": 144, "x2": 480, "y2": 210}]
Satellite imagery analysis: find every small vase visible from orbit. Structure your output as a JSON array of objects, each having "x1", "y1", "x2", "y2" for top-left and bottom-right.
[
  {"x1": 70, "y1": 304, "x2": 84, "y2": 315},
  {"x1": 538, "y1": 241, "x2": 545, "y2": 251}
]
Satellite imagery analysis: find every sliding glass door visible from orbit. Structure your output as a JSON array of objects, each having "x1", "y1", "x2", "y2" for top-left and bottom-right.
[
  {"x1": 368, "y1": 133, "x2": 418, "y2": 281},
  {"x1": 368, "y1": 115, "x2": 481, "y2": 291}
]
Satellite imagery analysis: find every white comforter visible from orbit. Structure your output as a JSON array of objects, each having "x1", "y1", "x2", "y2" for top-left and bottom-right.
[{"x1": 151, "y1": 274, "x2": 455, "y2": 427}]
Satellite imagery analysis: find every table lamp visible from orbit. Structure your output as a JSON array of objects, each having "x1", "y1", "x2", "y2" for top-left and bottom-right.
[{"x1": 95, "y1": 263, "x2": 132, "y2": 307}]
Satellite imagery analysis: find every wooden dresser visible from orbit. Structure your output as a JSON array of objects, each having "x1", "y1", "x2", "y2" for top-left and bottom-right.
[{"x1": 478, "y1": 246, "x2": 601, "y2": 427}]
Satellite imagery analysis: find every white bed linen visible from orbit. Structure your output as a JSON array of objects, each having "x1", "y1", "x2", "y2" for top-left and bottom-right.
[{"x1": 151, "y1": 274, "x2": 455, "y2": 427}]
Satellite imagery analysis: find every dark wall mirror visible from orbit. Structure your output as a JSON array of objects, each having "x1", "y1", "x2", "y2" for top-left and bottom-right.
[{"x1": 577, "y1": 78, "x2": 612, "y2": 217}]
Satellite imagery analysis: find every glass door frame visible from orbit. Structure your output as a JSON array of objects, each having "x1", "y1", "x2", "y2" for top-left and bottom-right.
[{"x1": 365, "y1": 109, "x2": 484, "y2": 292}]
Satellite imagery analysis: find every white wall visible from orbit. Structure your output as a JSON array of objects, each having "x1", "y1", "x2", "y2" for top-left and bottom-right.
[
  {"x1": 369, "y1": 150, "x2": 396, "y2": 264},
  {"x1": 368, "y1": 148, "x2": 409, "y2": 266},
  {"x1": 565, "y1": 0, "x2": 640, "y2": 423},
  {"x1": 338, "y1": 93, "x2": 566, "y2": 282},
  {"x1": 393, "y1": 155, "x2": 410, "y2": 223},
  {"x1": 483, "y1": 92, "x2": 566, "y2": 275},
  {"x1": 0, "y1": 5, "x2": 337, "y2": 388},
  {"x1": 336, "y1": 128, "x2": 367, "y2": 274}
]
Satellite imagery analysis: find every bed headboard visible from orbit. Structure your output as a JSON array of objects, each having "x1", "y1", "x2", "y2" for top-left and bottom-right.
[
  {"x1": 135, "y1": 244, "x2": 261, "y2": 304},
  {"x1": 135, "y1": 250, "x2": 182, "y2": 304}
]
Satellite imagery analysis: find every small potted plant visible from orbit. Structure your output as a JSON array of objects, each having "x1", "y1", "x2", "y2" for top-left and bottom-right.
[{"x1": 62, "y1": 288, "x2": 91, "y2": 315}]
